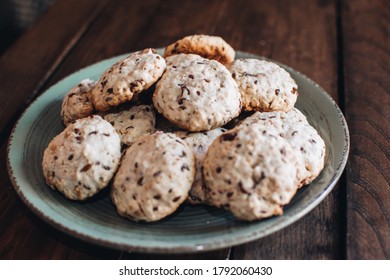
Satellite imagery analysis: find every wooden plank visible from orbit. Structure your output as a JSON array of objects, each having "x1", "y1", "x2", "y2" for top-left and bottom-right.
[
  {"x1": 41, "y1": 0, "x2": 163, "y2": 87},
  {"x1": 0, "y1": 0, "x2": 109, "y2": 145},
  {"x1": 130, "y1": 0, "x2": 222, "y2": 50},
  {"x1": 42, "y1": 0, "x2": 223, "y2": 87},
  {"x1": 211, "y1": 0, "x2": 341, "y2": 259},
  {"x1": 342, "y1": 0, "x2": 390, "y2": 259}
]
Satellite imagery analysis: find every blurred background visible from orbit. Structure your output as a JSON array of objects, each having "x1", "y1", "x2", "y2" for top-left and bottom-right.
[{"x1": 0, "y1": 0, "x2": 55, "y2": 55}]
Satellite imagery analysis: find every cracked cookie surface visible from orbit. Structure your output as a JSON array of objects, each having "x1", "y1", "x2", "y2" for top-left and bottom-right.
[
  {"x1": 228, "y1": 58, "x2": 298, "y2": 112},
  {"x1": 42, "y1": 115, "x2": 122, "y2": 200},
  {"x1": 153, "y1": 54, "x2": 241, "y2": 132},
  {"x1": 92, "y1": 48, "x2": 166, "y2": 111},
  {"x1": 61, "y1": 79, "x2": 96, "y2": 126},
  {"x1": 175, "y1": 127, "x2": 227, "y2": 204},
  {"x1": 203, "y1": 123, "x2": 299, "y2": 221},
  {"x1": 112, "y1": 131, "x2": 195, "y2": 222},
  {"x1": 103, "y1": 105, "x2": 155, "y2": 146},
  {"x1": 240, "y1": 108, "x2": 326, "y2": 187},
  {"x1": 164, "y1": 34, "x2": 235, "y2": 65}
]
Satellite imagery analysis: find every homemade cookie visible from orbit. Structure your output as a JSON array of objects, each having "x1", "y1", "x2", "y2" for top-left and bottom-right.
[
  {"x1": 175, "y1": 127, "x2": 227, "y2": 204},
  {"x1": 164, "y1": 34, "x2": 235, "y2": 65},
  {"x1": 228, "y1": 58, "x2": 298, "y2": 112},
  {"x1": 42, "y1": 115, "x2": 122, "y2": 200},
  {"x1": 112, "y1": 132, "x2": 196, "y2": 222},
  {"x1": 61, "y1": 79, "x2": 96, "y2": 126},
  {"x1": 91, "y1": 48, "x2": 166, "y2": 111},
  {"x1": 203, "y1": 123, "x2": 299, "y2": 221},
  {"x1": 153, "y1": 54, "x2": 241, "y2": 132},
  {"x1": 240, "y1": 108, "x2": 326, "y2": 187},
  {"x1": 103, "y1": 105, "x2": 156, "y2": 146}
]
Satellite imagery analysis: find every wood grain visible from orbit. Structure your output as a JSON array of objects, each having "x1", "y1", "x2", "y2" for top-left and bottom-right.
[
  {"x1": 130, "y1": 0, "x2": 221, "y2": 49},
  {"x1": 0, "y1": 0, "x2": 109, "y2": 145},
  {"x1": 342, "y1": 0, "x2": 390, "y2": 259},
  {"x1": 42, "y1": 0, "x2": 162, "y2": 88}
]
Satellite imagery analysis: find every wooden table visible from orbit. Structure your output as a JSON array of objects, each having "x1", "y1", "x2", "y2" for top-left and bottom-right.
[{"x1": 0, "y1": 0, "x2": 388, "y2": 260}]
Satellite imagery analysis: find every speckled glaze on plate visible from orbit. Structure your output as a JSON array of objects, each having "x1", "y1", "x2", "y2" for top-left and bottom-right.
[{"x1": 7, "y1": 49, "x2": 349, "y2": 253}]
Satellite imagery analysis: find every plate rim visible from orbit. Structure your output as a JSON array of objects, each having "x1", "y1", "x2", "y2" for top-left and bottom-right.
[{"x1": 6, "y1": 50, "x2": 350, "y2": 253}]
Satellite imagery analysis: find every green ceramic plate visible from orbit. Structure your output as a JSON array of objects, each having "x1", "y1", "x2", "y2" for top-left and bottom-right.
[{"x1": 7, "y1": 50, "x2": 349, "y2": 253}]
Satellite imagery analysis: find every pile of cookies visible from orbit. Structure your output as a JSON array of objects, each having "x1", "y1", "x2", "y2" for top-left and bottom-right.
[{"x1": 42, "y1": 34, "x2": 326, "y2": 222}]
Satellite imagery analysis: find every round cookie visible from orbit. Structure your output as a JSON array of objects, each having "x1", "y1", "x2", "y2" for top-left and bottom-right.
[
  {"x1": 175, "y1": 127, "x2": 227, "y2": 204},
  {"x1": 153, "y1": 54, "x2": 241, "y2": 132},
  {"x1": 92, "y1": 48, "x2": 166, "y2": 111},
  {"x1": 112, "y1": 132, "x2": 196, "y2": 222},
  {"x1": 227, "y1": 58, "x2": 298, "y2": 112},
  {"x1": 240, "y1": 108, "x2": 326, "y2": 187},
  {"x1": 61, "y1": 79, "x2": 96, "y2": 126},
  {"x1": 203, "y1": 123, "x2": 299, "y2": 221},
  {"x1": 103, "y1": 105, "x2": 155, "y2": 146},
  {"x1": 42, "y1": 115, "x2": 122, "y2": 200},
  {"x1": 164, "y1": 34, "x2": 235, "y2": 65}
]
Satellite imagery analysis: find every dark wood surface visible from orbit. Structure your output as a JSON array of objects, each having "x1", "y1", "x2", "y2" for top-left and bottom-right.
[
  {"x1": 342, "y1": 0, "x2": 390, "y2": 259},
  {"x1": 0, "y1": 0, "x2": 388, "y2": 260}
]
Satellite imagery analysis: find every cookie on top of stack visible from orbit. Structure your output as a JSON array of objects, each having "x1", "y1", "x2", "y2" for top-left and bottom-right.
[{"x1": 42, "y1": 34, "x2": 325, "y2": 222}]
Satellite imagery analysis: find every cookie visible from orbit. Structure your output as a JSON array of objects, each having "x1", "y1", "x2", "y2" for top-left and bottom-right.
[
  {"x1": 153, "y1": 54, "x2": 241, "y2": 132},
  {"x1": 175, "y1": 127, "x2": 227, "y2": 204},
  {"x1": 227, "y1": 58, "x2": 298, "y2": 112},
  {"x1": 164, "y1": 34, "x2": 235, "y2": 65},
  {"x1": 112, "y1": 132, "x2": 196, "y2": 222},
  {"x1": 42, "y1": 115, "x2": 122, "y2": 200},
  {"x1": 61, "y1": 79, "x2": 96, "y2": 126},
  {"x1": 91, "y1": 48, "x2": 166, "y2": 111},
  {"x1": 103, "y1": 105, "x2": 156, "y2": 146},
  {"x1": 203, "y1": 123, "x2": 299, "y2": 221},
  {"x1": 240, "y1": 108, "x2": 326, "y2": 187}
]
